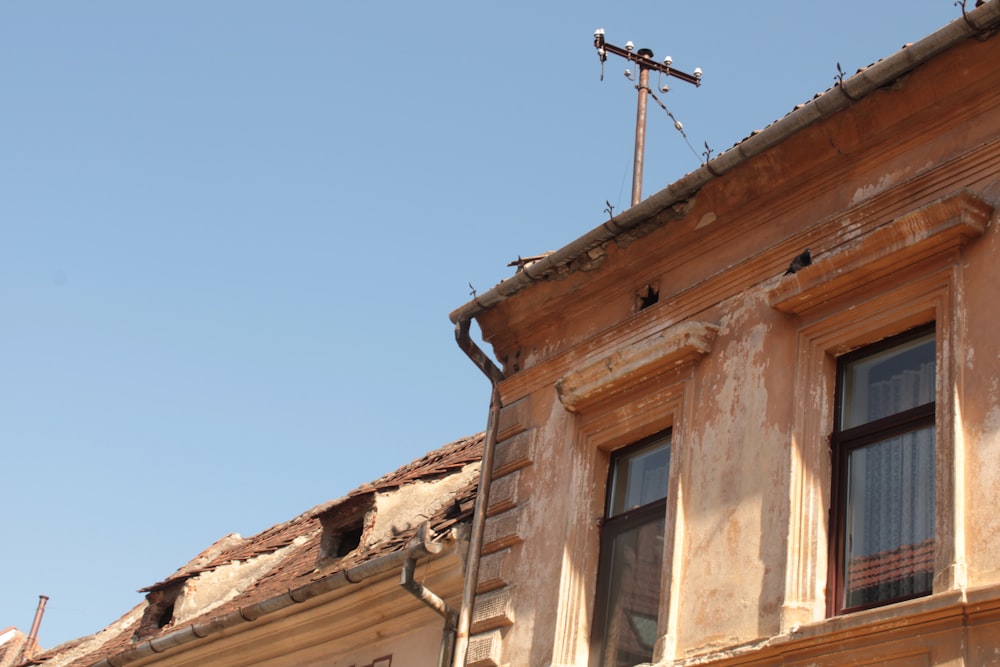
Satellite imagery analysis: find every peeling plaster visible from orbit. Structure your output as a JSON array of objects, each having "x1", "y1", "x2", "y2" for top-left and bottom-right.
[
  {"x1": 173, "y1": 535, "x2": 313, "y2": 625},
  {"x1": 368, "y1": 463, "x2": 480, "y2": 547},
  {"x1": 837, "y1": 215, "x2": 863, "y2": 240},
  {"x1": 978, "y1": 375, "x2": 1000, "y2": 499},
  {"x1": 683, "y1": 296, "x2": 788, "y2": 644},
  {"x1": 675, "y1": 287, "x2": 795, "y2": 651},
  {"x1": 695, "y1": 212, "x2": 717, "y2": 230},
  {"x1": 849, "y1": 166, "x2": 924, "y2": 206}
]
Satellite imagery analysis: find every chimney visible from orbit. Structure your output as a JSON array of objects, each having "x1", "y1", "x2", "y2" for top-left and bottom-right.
[{"x1": 20, "y1": 595, "x2": 48, "y2": 664}]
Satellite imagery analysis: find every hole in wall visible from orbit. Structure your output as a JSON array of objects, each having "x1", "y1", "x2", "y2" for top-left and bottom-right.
[
  {"x1": 157, "y1": 603, "x2": 175, "y2": 629},
  {"x1": 317, "y1": 492, "x2": 374, "y2": 565},
  {"x1": 335, "y1": 526, "x2": 364, "y2": 557},
  {"x1": 636, "y1": 284, "x2": 659, "y2": 311}
]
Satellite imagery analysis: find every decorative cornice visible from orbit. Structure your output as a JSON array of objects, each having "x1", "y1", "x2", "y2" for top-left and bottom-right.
[
  {"x1": 769, "y1": 191, "x2": 993, "y2": 315},
  {"x1": 555, "y1": 321, "x2": 718, "y2": 413}
]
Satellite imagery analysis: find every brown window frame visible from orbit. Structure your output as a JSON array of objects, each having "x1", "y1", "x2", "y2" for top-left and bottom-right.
[{"x1": 828, "y1": 323, "x2": 936, "y2": 616}]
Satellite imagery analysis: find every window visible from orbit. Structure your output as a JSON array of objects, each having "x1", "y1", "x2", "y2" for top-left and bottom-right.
[
  {"x1": 592, "y1": 432, "x2": 670, "y2": 667},
  {"x1": 830, "y1": 325, "x2": 936, "y2": 614}
]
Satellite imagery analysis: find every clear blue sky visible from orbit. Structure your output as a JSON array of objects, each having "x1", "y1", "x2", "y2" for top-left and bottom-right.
[{"x1": 1, "y1": 0, "x2": 964, "y2": 649}]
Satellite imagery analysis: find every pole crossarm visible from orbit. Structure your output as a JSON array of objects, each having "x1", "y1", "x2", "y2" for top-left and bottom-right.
[{"x1": 593, "y1": 30, "x2": 702, "y2": 86}]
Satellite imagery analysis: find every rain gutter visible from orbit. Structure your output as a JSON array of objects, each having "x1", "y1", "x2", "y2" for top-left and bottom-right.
[
  {"x1": 91, "y1": 539, "x2": 449, "y2": 667},
  {"x1": 447, "y1": 1, "x2": 1000, "y2": 327},
  {"x1": 450, "y1": 319, "x2": 504, "y2": 667}
]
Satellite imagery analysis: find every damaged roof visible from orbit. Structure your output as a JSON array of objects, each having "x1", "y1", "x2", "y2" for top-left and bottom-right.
[
  {"x1": 1, "y1": 628, "x2": 27, "y2": 667},
  {"x1": 31, "y1": 433, "x2": 484, "y2": 667}
]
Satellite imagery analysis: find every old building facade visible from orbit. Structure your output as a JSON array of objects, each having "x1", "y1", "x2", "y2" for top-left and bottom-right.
[{"x1": 450, "y1": 4, "x2": 1000, "y2": 666}]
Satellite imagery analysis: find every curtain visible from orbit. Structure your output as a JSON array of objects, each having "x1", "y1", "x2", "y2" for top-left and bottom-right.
[{"x1": 844, "y1": 427, "x2": 935, "y2": 607}]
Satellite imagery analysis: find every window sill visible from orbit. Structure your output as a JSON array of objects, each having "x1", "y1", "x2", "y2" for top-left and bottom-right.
[{"x1": 664, "y1": 585, "x2": 1000, "y2": 667}]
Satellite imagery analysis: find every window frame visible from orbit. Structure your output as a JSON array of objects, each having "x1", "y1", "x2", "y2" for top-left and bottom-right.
[
  {"x1": 590, "y1": 431, "x2": 671, "y2": 667},
  {"x1": 828, "y1": 323, "x2": 937, "y2": 615}
]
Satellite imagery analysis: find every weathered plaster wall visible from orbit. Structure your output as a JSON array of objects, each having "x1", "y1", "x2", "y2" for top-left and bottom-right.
[
  {"x1": 676, "y1": 293, "x2": 793, "y2": 652},
  {"x1": 501, "y1": 394, "x2": 584, "y2": 667},
  {"x1": 955, "y1": 178, "x2": 1000, "y2": 586}
]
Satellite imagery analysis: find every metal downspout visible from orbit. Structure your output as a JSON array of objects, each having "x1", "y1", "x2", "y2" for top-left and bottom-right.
[
  {"x1": 452, "y1": 318, "x2": 504, "y2": 667},
  {"x1": 401, "y1": 556, "x2": 459, "y2": 667}
]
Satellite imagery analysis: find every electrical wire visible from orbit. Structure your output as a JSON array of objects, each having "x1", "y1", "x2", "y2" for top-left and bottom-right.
[
  {"x1": 647, "y1": 88, "x2": 703, "y2": 163},
  {"x1": 617, "y1": 150, "x2": 630, "y2": 210}
]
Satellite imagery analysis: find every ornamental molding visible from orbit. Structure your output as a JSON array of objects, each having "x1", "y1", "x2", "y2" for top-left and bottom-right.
[
  {"x1": 555, "y1": 320, "x2": 718, "y2": 413},
  {"x1": 769, "y1": 190, "x2": 992, "y2": 315}
]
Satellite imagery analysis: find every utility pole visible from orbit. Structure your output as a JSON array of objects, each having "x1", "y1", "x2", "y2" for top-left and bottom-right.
[{"x1": 594, "y1": 29, "x2": 701, "y2": 207}]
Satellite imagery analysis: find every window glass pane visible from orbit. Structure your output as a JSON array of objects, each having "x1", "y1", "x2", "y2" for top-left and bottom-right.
[
  {"x1": 598, "y1": 516, "x2": 664, "y2": 667},
  {"x1": 608, "y1": 438, "x2": 670, "y2": 517},
  {"x1": 843, "y1": 425, "x2": 935, "y2": 609},
  {"x1": 841, "y1": 332, "x2": 935, "y2": 429}
]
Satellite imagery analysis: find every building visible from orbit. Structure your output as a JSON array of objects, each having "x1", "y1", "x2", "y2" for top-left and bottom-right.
[
  {"x1": 448, "y1": 3, "x2": 1000, "y2": 666},
  {"x1": 27, "y1": 4, "x2": 1000, "y2": 667},
  {"x1": 1, "y1": 628, "x2": 29, "y2": 667},
  {"x1": 29, "y1": 434, "x2": 483, "y2": 667}
]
